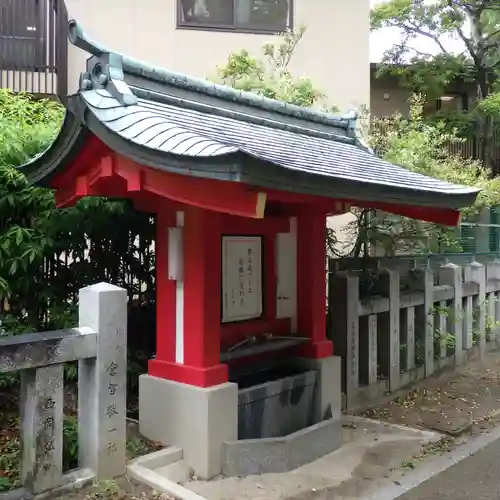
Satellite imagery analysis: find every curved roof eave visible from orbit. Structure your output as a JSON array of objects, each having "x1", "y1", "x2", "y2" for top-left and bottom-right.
[
  {"x1": 77, "y1": 89, "x2": 480, "y2": 210},
  {"x1": 16, "y1": 19, "x2": 480, "y2": 215},
  {"x1": 18, "y1": 110, "x2": 89, "y2": 187},
  {"x1": 18, "y1": 90, "x2": 481, "y2": 214}
]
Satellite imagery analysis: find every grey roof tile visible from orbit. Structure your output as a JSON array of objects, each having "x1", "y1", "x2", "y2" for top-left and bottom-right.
[{"x1": 81, "y1": 89, "x2": 477, "y2": 196}]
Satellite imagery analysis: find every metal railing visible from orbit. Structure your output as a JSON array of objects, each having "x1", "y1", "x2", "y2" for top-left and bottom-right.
[
  {"x1": 0, "y1": 0, "x2": 68, "y2": 97},
  {"x1": 331, "y1": 252, "x2": 500, "y2": 276}
]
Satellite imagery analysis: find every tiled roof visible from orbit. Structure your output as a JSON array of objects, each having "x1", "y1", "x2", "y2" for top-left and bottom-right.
[
  {"x1": 18, "y1": 20, "x2": 480, "y2": 214},
  {"x1": 82, "y1": 89, "x2": 476, "y2": 197}
]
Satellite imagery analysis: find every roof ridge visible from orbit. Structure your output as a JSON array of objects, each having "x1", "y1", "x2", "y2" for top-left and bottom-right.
[
  {"x1": 129, "y1": 87, "x2": 357, "y2": 146},
  {"x1": 68, "y1": 20, "x2": 357, "y2": 132}
]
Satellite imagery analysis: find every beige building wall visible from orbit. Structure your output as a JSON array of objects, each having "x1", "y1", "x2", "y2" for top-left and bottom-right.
[
  {"x1": 64, "y1": 0, "x2": 370, "y2": 256},
  {"x1": 371, "y1": 69, "x2": 477, "y2": 118},
  {"x1": 371, "y1": 83, "x2": 412, "y2": 117},
  {"x1": 65, "y1": 0, "x2": 370, "y2": 113}
]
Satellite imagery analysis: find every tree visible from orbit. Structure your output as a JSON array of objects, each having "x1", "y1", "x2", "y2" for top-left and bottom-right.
[
  {"x1": 213, "y1": 26, "x2": 338, "y2": 112},
  {"x1": 371, "y1": 0, "x2": 500, "y2": 174},
  {"x1": 0, "y1": 90, "x2": 155, "y2": 333},
  {"x1": 361, "y1": 96, "x2": 500, "y2": 256},
  {"x1": 212, "y1": 31, "x2": 500, "y2": 256}
]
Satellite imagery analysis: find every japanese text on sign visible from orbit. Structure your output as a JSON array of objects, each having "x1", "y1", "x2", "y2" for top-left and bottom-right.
[{"x1": 222, "y1": 236, "x2": 263, "y2": 322}]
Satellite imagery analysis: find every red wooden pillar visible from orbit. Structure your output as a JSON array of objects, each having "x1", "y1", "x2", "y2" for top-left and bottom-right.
[
  {"x1": 148, "y1": 206, "x2": 227, "y2": 388},
  {"x1": 182, "y1": 207, "x2": 227, "y2": 386},
  {"x1": 297, "y1": 213, "x2": 333, "y2": 358},
  {"x1": 151, "y1": 209, "x2": 177, "y2": 363}
]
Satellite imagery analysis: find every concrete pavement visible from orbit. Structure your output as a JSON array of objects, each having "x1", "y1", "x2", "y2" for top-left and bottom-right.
[
  {"x1": 397, "y1": 439, "x2": 500, "y2": 499},
  {"x1": 362, "y1": 426, "x2": 500, "y2": 500}
]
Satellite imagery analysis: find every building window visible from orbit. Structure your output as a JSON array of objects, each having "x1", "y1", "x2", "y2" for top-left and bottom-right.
[
  {"x1": 436, "y1": 92, "x2": 469, "y2": 112},
  {"x1": 178, "y1": 0, "x2": 293, "y2": 33}
]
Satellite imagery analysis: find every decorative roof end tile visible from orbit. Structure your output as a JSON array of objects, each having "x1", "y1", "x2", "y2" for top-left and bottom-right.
[{"x1": 70, "y1": 20, "x2": 137, "y2": 106}]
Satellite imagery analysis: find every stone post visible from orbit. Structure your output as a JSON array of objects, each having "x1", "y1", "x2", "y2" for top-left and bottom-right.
[
  {"x1": 78, "y1": 283, "x2": 128, "y2": 479},
  {"x1": 405, "y1": 306, "x2": 415, "y2": 371},
  {"x1": 463, "y1": 265, "x2": 474, "y2": 350},
  {"x1": 345, "y1": 273, "x2": 360, "y2": 409},
  {"x1": 411, "y1": 267, "x2": 434, "y2": 376},
  {"x1": 21, "y1": 364, "x2": 64, "y2": 493},
  {"x1": 439, "y1": 263, "x2": 463, "y2": 365},
  {"x1": 487, "y1": 260, "x2": 500, "y2": 341},
  {"x1": 470, "y1": 262, "x2": 486, "y2": 357},
  {"x1": 494, "y1": 261, "x2": 500, "y2": 339},
  {"x1": 379, "y1": 268, "x2": 400, "y2": 391}
]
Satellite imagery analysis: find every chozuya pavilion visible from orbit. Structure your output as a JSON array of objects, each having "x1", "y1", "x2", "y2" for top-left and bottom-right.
[{"x1": 22, "y1": 20, "x2": 479, "y2": 479}]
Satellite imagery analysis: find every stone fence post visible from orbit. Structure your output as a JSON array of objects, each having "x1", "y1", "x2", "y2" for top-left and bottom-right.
[
  {"x1": 470, "y1": 262, "x2": 486, "y2": 357},
  {"x1": 378, "y1": 268, "x2": 400, "y2": 391},
  {"x1": 410, "y1": 267, "x2": 434, "y2": 376},
  {"x1": 16, "y1": 282, "x2": 127, "y2": 495},
  {"x1": 439, "y1": 263, "x2": 463, "y2": 365},
  {"x1": 328, "y1": 271, "x2": 359, "y2": 409},
  {"x1": 487, "y1": 260, "x2": 500, "y2": 340},
  {"x1": 78, "y1": 283, "x2": 128, "y2": 479}
]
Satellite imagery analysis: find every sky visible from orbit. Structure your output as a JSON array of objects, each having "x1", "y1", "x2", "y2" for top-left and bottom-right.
[{"x1": 370, "y1": 0, "x2": 467, "y2": 62}]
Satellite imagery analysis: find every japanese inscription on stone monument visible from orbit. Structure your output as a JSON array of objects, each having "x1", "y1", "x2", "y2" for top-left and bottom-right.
[
  {"x1": 103, "y1": 326, "x2": 125, "y2": 457},
  {"x1": 30, "y1": 364, "x2": 63, "y2": 492}
]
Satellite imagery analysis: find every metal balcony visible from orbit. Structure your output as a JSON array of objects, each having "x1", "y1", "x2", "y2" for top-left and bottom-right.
[{"x1": 0, "y1": 0, "x2": 68, "y2": 98}]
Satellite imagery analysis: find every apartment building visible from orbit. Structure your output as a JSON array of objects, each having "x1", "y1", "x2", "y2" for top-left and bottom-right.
[
  {"x1": 0, "y1": 0, "x2": 370, "y2": 113},
  {"x1": 370, "y1": 63, "x2": 475, "y2": 118}
]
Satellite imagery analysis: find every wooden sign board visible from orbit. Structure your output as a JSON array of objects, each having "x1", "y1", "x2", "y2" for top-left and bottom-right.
[{"x1": 222, "y1": 236, "x2": 263, "y2": 323}]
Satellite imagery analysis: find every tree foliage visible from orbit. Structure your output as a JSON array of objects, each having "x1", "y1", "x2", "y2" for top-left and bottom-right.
[
  {"x1": 211, "y1": 31, "x2": 499, "y2": 256},
  {"x1": 371, "y1": 0, "x2": 500, "y2": 172},
  {"x1": 213, "y1": 26, "x2": 338, "y2": 112},
  {"x1": 0, "y1": 90, "x2": 155, "y2": 335},
  {"x1": 340, "y1": 96, "x2": 500, "y2": 257}
]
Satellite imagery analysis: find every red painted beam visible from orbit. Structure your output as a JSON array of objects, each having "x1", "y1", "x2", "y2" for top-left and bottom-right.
[
  {"x1": 51, "y1": 135, "x2": 110, "y2": 190},
  {"x1": 356, "y1": 201, "x2": 461, "y2": 226},
  {"x1": 49, "y1": 137, "x2": 462, "y2": 226},
  {"x1": 114, "y1": 156, "x2": 268, "y2": 219},
  {"x1": 264, "y1": 187, "x2": 461, "y2": 226}
]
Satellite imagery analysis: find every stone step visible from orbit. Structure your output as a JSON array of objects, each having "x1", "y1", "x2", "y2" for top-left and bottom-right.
[
  {"x1": 131, "y1": 446, "x2": 183, "y2": 469},
  {"x1": 154, "y1": 459, "x2": 191, "y2": 484}
]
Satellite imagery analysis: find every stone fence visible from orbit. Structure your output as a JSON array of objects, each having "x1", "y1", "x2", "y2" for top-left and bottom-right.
[
  {"x1": 329, "y1": 261, "x2": 500, "y2": 409},
  {"x1": 0, "y1": 283, "x2": 127, "y2": 497}
]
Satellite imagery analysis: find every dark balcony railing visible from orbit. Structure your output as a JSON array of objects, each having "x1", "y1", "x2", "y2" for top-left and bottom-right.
[{"x1": 0, "y1": 0, "x2": 67, "y2": 97}]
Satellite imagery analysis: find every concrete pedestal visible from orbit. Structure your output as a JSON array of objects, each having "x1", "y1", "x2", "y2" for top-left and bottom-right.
[
  {"x1": 294, "y1": 355, "x2": 342, "y2": 422},
  {"x1": 138, "y1": 375, "x2": 238, "y2": 479}
]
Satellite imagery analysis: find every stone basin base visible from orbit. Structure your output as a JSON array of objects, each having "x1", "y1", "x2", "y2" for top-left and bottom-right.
[
  {"x1": 221, "y1": 417, "x2": 342, "y2": 476},
  {"x1": 236, "y1": 368, "x2": 318, "y2": 440}
]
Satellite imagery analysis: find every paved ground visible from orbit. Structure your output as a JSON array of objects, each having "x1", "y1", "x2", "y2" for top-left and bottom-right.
[
  {"x1": 357, "y1": 348, "x2": 500, "y2": 438},
  {"x1": 396, "y1": 437, "x2": 500, "y2": 500},
  {"x1": 186, "y1": 417, "x2": 442, "y2": 500},
  {"x1": 186, "y1": 350, "x2": 500, "y2": 500}
]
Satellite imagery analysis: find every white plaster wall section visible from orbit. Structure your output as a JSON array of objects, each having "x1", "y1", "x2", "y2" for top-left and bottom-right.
[
  {"x1": 167, "y1": 211, "x2": 185, "y2": 364},
  {"x1": 275, "y1": 216, "x2": 298, "y2": 332}
]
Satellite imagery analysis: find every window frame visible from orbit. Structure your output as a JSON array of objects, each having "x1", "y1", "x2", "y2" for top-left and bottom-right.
[
  {"x1": 435, "y1": 91, "x2": 469, "y2": 112},
  {"x1": 176, "y1": 0, "x2": 294, "y2": 34},
  {"x1": 0, "y1": 0, "x2": 47, "y2": 71}
]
